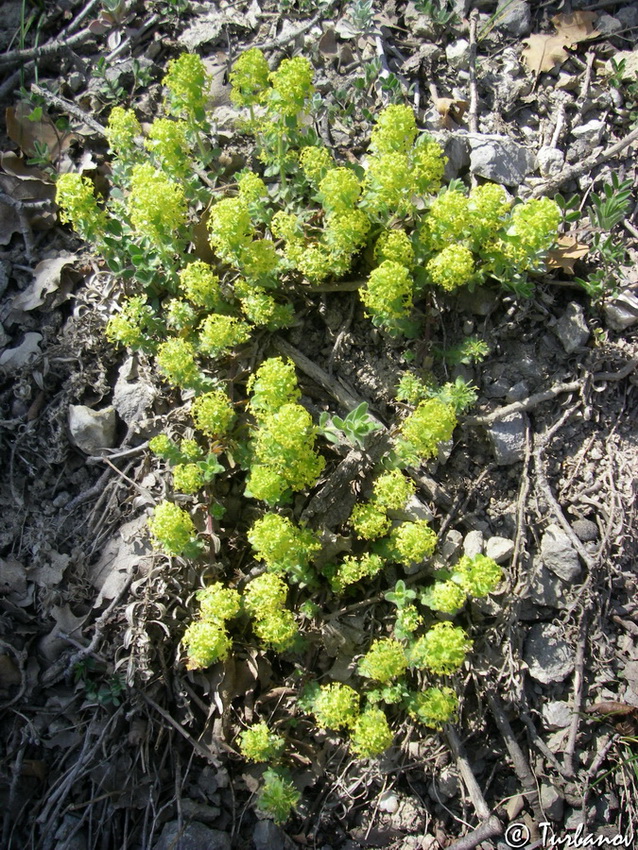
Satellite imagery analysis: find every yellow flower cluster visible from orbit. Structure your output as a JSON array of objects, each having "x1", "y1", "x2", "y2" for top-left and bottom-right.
[
  {"x1": 106, "y1": 106, "x2": 141, "y2": 155},
  {"x1": 127, "y1": 163, "x2": 187, "y2": 240}
]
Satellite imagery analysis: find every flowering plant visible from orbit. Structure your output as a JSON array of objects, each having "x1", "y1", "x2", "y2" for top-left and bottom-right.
[{"x1": 51, "y1": 44, "x2": 561, "y2": 824}]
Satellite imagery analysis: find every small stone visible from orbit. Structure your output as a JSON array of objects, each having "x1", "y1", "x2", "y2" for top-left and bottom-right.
[
  {"x1": 541, "y1": 524, "x2": 582, "y2": 582},
  {"x1": 495, "y1": 0, "x2": 531, "y2": 36},
  {"x1": 428, "y1": 766, "x2": 459, "y2": 801},
  {"x1": 378, "y1": 790, "x2": 400, "y2": 813},
  {"x1": 468, "y1": 133, "x2": 535, "y2": 186},
  {"x1": 571, "y1": 119, "x2": 604, "y2": 142},
  {"x1": 616, "y1": 7, "x2": 638, "y2": 28},
  {"x1": 446, "y1": 39, "x2": 470, "y2": 70},
  {"x1": 253, "y1": 819, "x2": 295, "y2": 850},
  {"x1": 604, "y1": 291, "x2": 638, "y2": 331},
  {"x1": 463, "y1": 529, "x2": 484, "y2": 558},
  {"x1": 555, "y1": 302, "x2": 589, "y2": 354},
  {"x1": 113, "y1": 367, "x2": 156, "y2": 427},
  {"x1": 67, "y1": 72, "x2": 85, "y2": 92},
  {"x1": 537, "y1": 146, "x2": 564, "y2": 178},
  {"x1": 403, "y1": 1, "x2": 438, "y2": 39},
  {"x1": 442, "y1": 133, "x2": 471, "y2": 181},
  {"x1": 571, "y1": 519, "x2": 598, "y2": 543},
  {"x1": 488, "y1": 412, "x2": 526, "y2": 465},
  {"x1": 399, "y1": 495, "x2": 434, "y2": 523},
  {"x1": 68, "y1": 405, "x2": 117, "y2": 455},
  {"x1": 541, "y1": 782, "x2": 564, "y2": 821},
  {"x1": 564, "y1": 806, "x2": 595, "y2": 830},
  {"x1": 595, "y1": 13, "x2": 622, "y2": 35},
  {"x1": 52, "y1": 492, "x2": 71, "y2": 509},
  {"x1": 524, "y1": 623, "x2": 574, "y2": 684},
  {"x1": 528, "y1": 561, "x2": 565, "y2": 609},
  {"x1": 505, "y1": 381, "x2": 529, "y2": 403},
  {"x1": 542, "y1": 700, "x2": 572, "y2": 730},
  {"x1": 441, "y1": 529, "x2": 463, "y2": 562},
  {"x1": 457, "y1": 284, "x2": 497, "y2": 316},
  {"x1": 485, "y1": 536, "x2": 514, "y2": 563},
  {"x1": 154, "y1": 821, "x2": 231, "y2": 850}
]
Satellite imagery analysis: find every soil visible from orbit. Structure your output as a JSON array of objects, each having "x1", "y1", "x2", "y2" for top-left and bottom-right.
[{"x1": 1, "y1": 2, "x2": 638, "y2": 849}]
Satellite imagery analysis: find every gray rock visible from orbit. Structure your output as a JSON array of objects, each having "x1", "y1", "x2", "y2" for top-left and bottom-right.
[
  {"x1": 595, "y1": 13, "x2": 622, "y2": 35},
  {"x1": 378, "y1": 790, "x2": 400, "y2": 813},
  {"x1": 541, "y1": 782, "x2": 564, "y2": 821},
  {"x1": 457, "y1": 284, "x2": 497, "y2": 316},
  {"x1": 524, "y1": 623, "x2": 574, "y2": 684},
  {"x1": 428, "y1": 766, "x2": 459, "y2": 801},
  {"x1": 555, "y1": 302, "x2": 589, "y2": 353},
  {"x1": 154, "y1": 821, "x2": 231, "y2": 850},
  {"x1": 537, "y1": 146, "x2": 564, "y2": 178},
  {"x1": 527, "y1": 559, "x2": 565, "y2": 609},
  {"x1": 441, "y1": 529, "x2": 463, "y2": 562},
  {"x1": 541, "y1": 524, "x2": 581, "y2": 582},
  {"x1": 468, "y1": 134, "x2": 535, "y2": 186},
  {"x1": 542, "y1": 700, "x2": 572, "y2": 729},
  {"x1": 446, "y1": 39, "x2": 470, "y2": 70},
  {"x1": 403, "y1": 2, "x2": 438, "y2": 39},
  {"x1": 485, "y1": 536, "x2": 514, "y2": 564},
  {"x1": 571, "y1": 119, "x2": 604, "y2": 143},
  {"x1": 113, "y1": 367, "x2": 156, "y2": 427},
  {"x1": 488, "y1": 412, "x2": 526, "y2": 465},
  {"x1": 398, "y1": 495, "x2": 434, "y2": 523},
  {"x1": 463, "y1": 529, "x2": 484, "y2": 558},
  {"x1": 253, "y1": 819, "x2": 296, "y2": 850},
  {"x1": 604, "y1": 291, "x2": 638, "y2": 331},
  {"x1": 68, "y1": 72, "x2": 85, "y2": 92},
  {"x1": 442, "y1": 134, "x2": 471, "y2": 181},
  {"x1": 495, "y1": 0, "x2": 531, "y2": 36},
  {"x1": 572, "y1": 519, "x2": 598, "y2": 543},
  {"x1": 506, "y1": 381, "x2": 529, "y2": 403},
  {"x1": 616, "y1": 6, "x2": 638, "y2": 28},
  {"x1": 68, "y1": 405, "x2": 117, "y2": 454}
]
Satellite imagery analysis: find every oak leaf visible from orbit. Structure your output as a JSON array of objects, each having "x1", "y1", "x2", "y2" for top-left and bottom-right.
[
  {"x1": 547, "y1": 235, "x2": 590, "y2": 274},
  {"x1": 522, "y1": 11, "x2": 599, "y2": 75}
]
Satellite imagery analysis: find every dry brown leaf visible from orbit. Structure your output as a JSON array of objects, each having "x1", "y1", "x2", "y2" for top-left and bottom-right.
[
  {"x1": 0, "y1": 152, "x2": 56, "y2": 245},
  {"x1": 522, "y1": 12, "x2": 599, "y2": 75},
  {"x1": 521, "y1": 33, "x2": 570, "y2": 74},
  {"x1": 552, "y1": 11, "x2": 599, "y2": 45},
  {"x1": 5, "y1": 102, "x2": 79, "y2": 163},
  {"x1": 12, "y1": 255, "x2": 79, "y2": 313},
  {"x1": 435, "y1": 97, "x2": 469, "y2": 129},
  {"x1": 547, "y1": 235, "x2": 590, "y2": 274},
  {"x1": 587, "y1": 700, "x2": 638, "y2": 717}
]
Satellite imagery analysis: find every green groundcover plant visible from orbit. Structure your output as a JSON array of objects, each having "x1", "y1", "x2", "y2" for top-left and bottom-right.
[{"x1": 55, "y1": 48, "x2": 560, "y2": 824}]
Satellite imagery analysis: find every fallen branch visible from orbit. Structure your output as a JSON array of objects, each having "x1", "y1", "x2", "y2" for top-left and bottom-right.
[
  {"x1": 445, "y1": 815, "x2": 503, "y2": 850},
  {"x1": 31, "y1": 82, "x2": 106, "y2": 136},
  {"x1": 468, "y1": 357, "x2": 638, "y2": 427},
  {"x1": 467, "y1": 10, "x2": 479, "y2": 136},
  {"x1": 0, "y1": 27, "x2": 93, "y2": 70},
  {"x1": 252, "y1": 1, "x2": 337, "y2": 51},
  {"x1": 564, "y1": 610, "x2": 589, "y2": 777},
  {"x1": 532, "y1": 124, "x2": 638, "y2": 198},
  {"x1": 487, "y1": 692, "x2": 542, "y2": 821},
  {"x1": 445, "y1": 724, "x2": 491, "y2": 820}
]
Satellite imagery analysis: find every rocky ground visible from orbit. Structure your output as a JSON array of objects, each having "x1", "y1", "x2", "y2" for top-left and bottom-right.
[{"x1": 1, "y1": 1, "x2": 638, "y2": 848}]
